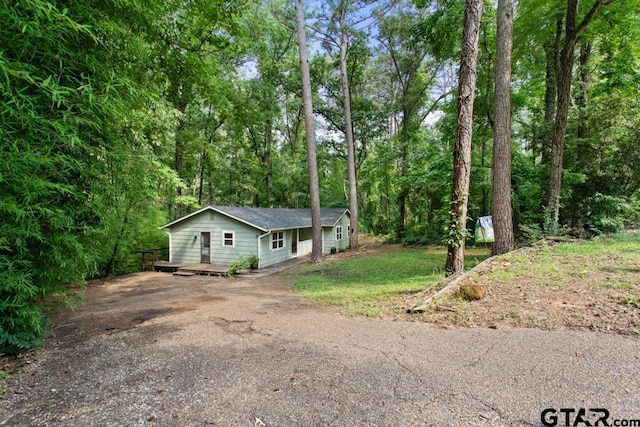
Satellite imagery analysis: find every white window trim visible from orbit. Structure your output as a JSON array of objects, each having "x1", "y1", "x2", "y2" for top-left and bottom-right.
[
  {"x1": 270, "y1": 231, "x2": 285, "y2": 251},
  {"x1": 336, "y1": 226, "x2": 343, "y2": 240},
  {"x1": 222, "y1": 231, "x2": 235, "y2": 247}
]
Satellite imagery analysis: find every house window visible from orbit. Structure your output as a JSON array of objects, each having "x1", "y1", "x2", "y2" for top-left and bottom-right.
[
  {"x1": 336, "y1": 226, "x2": 343, "y2": 240},
  {"x1": 223, "y1": 231, "x2": 234, "y2": 247},
  {"x1": 271, "y1": 231, "x2": 284, "y2": 250}
]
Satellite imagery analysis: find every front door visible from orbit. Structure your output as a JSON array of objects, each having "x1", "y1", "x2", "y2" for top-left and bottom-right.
[
  {"x1": 201, "y1": 232, "x2": 211, "y2": 263},
  {"x1": 291, "y1": 229, "x2": 298, "y2": 255}
]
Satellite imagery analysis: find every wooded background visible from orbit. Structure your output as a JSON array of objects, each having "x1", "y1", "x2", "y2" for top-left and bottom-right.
[{"x1": 1, "y1": 0, "x2": 639, "y2": 352}]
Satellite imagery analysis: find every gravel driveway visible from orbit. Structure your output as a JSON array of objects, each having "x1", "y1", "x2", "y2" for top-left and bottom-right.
[{"x1": 1, "y1": 268, "x2": 639, "y2": 426}]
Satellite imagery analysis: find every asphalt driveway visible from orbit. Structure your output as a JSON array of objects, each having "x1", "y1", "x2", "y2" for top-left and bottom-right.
[{"x1": 1, "y1": 269, "x2": 638, "y2": 426}]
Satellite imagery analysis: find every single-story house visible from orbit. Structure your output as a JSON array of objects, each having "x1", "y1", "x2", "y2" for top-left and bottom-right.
[{"x1": 160, "y1": 206, "x2": 351, "y2": 268}]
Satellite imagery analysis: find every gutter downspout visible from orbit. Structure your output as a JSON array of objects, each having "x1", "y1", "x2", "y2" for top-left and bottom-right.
[
  {"x1": 257, "y1": 230, "x2": 271, "y2": 269},
  {"x1": 163, "y1": 230, "x2": 172, "y2": 262}
]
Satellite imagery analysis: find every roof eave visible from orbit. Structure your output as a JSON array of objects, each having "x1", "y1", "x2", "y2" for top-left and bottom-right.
[
  {"x1": 160, "y1": 206, "x2": 349, "y2": 232},
  {"x1": 159, "y1": 206, "x2": 214, "y2": 229},
  {"x1": 211, "y1": 207, "x2": 270, "y2": 233},
  {"x1": 325, "y1": 208, "x2": 350, "y2": 227}
]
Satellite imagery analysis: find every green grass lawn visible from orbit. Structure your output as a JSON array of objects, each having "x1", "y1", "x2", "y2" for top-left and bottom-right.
[
  {"x1": 495, "y1": 232, "x2": 640, "y2": 290},
  {"x1": 416, "y1": 232, "x2": 640, "y2": 335},
  {"x1": 291, "y1": 245, "x2": 490, "y2": 316},
  {"x1": 290, "y1": 233, "x2": 640, "y2": 333}
]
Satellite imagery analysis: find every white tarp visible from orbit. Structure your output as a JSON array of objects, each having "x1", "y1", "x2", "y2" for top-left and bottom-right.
[{"x1": 475, "y1": 215, "x2": 494, "y2": 243}]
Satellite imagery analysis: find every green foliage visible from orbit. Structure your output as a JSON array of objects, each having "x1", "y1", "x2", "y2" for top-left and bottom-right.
[
  {"x1": 518, "y1": 223, "x2": 543, "y2": 244},
  {"x1": 0, "y1": 0, "x2": 166, "y2": 353},
  {"x1": 495, "y1": 231, "x2": 640, "y2": 295},
  {"x1": 226, "y1": 255, "x2": 258, "y2": 276},
  {"x1": 1, "y1": 0, "x2": 639, "y2": 352},
  {"x1": 580, "y1": 194, "x2": 640, "y2": 235},
  {"x1": 0, "y1": 268, "x2": 46, "y2": 354},
  {"x1": 0, "y1": 370, "x2": 8, "y2": 394},
  {"x1": 414, "y1": 0, "x2": 465, "y2": 61},
  {"x1": 226, "y1": 258, "x2": 245, "y2": 277},
  {"x1": 401, "y1": 228, "x2": 443, "y2": 246},
  {"x1": 247, "y1": 255, "x2": 259, "y2": 270},
  {"x1": 0, "y1": 0, "x2": 108, "y2": 353},
  {"x1": 293, "y1": 246, "x2": 489, "y2": 314},
  {"x1": 623, "y1": 296, "x2": 640, "y2": 309},
  {"x1": 561, "y1": 63, "x2": 640, "y2": 233}
]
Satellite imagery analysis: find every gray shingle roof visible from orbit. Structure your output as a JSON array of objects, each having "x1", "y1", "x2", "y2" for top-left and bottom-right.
[{"x1": 161, "y1": 206, "x2": 349, "y2": 232}]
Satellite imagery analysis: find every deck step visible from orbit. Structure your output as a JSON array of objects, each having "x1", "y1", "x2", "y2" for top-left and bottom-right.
[
  {"x1": 173, "y1": 271, "x2": 196, "y2": 276},
  {"x1": 178, "y1": 270, "x2": 227, "y2": 276}
]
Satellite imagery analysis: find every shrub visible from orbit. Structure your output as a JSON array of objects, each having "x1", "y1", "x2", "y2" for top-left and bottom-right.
[
  {"x1": 247, "y1": 256, "x2": 259, "y2": 270},
  {"x1": 227, "y1": 255, "x2": 258, "y2": 276},
  {"x1": 0, "y1": 265, "x2": 46, "y2": 354}
]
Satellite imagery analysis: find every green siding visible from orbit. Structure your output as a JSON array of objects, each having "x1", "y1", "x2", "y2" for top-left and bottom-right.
[
  {"x1": 169, "y1": 211, "x2": 215, "y2": 263},
  {"x1": 258, "y1": 229, "x2": 293, "y2": 267},
  {"x1": 168, "y1": 209, "x2": 351, "y2": 268},
  {"x1": 169, "y1": 211, "x2": 259, "y2": 265},
  {"x1": 323, "y1": 213, "x2": 351, "y2": 253},
  {"x1": 211, "y1": 215, "x2": 259, "y2": 265}
]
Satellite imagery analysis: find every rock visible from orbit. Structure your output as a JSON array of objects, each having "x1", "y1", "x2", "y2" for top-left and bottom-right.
[{"x1": 458, "y1": 283, "x2": 486, "y2": 301}]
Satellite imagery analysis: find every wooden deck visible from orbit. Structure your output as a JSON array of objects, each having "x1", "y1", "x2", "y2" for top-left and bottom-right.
[
  {"x1": 152, "y1": 261, "x2": 185, "y2": 273},
  {"x1": 176, "y1": 263, "x2": 229, "y2": 276},
  {"x1": 152, "y1": 261, "x2": 229, "y2": 276},
  {"x1": 140, "y1": 248, "x2": 170, "y2": 271}
]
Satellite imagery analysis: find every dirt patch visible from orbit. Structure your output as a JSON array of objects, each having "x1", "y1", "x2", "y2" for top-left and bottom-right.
[
  {"x1": 209, "y1": 317, "x2": 262, "y2": 336},
  {"x1": 173, "y1": 295, "x2": 227, "y2": 311},
  {"x1": 398, "y1": 245, "x2": 640, "y2": 336},
  {"x1": 1, "y1": 249, "x2": 639, "y2": 425},
  {"x1": 323, "y1": 233, "x2": 390, "y2": 260},
  {"x1": 301, "y1": 235, "x2": 640, "y2": 337}
]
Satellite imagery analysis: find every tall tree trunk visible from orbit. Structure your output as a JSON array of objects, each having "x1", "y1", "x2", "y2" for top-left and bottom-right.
[
  {"x1": 295, "y1": 0, "x2": 323, "y2": 263},
  {"x1": 482, "y1": 23, "x2": 494, "y2": 131},
  {"x1": 266, "y1": 118, "x2": 274, "y2": 208},
  {"x1": 175, "y1": 118, "x2": 184, "y2": 220},
  {"x1": 198, "y1": 146, "x2": 207, "y2": 206},
  {"x1": 547, "y1": 0, "x2": 613, "y2": 232},
  {"x1": 199, "y1": 112, "x2": 224, "y2": 207},
  {"x1": 576, "y1": 40, "x2": 591, "y2": 147},
  {"x1": 480, "y1": 23, "x2": 493, "y2": 218},
  {"x1": 446, "y1": 0, "x2": 484, "y2": 276},
  {"x1": 339, "y1": 6, "x2": 359, "y2": 250},
  {"x1": 397, "y1": 117, "x2": 409, "y2": 238},
  {"x1": 541, "y1": 16, "x2": 562, "y2": 165},
  {"x1": 492, "y1": 0, "x2": 515, "y2": 256},
  {"x1": 208, "y1": 178, "x2": 214, "y2": 205}
]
